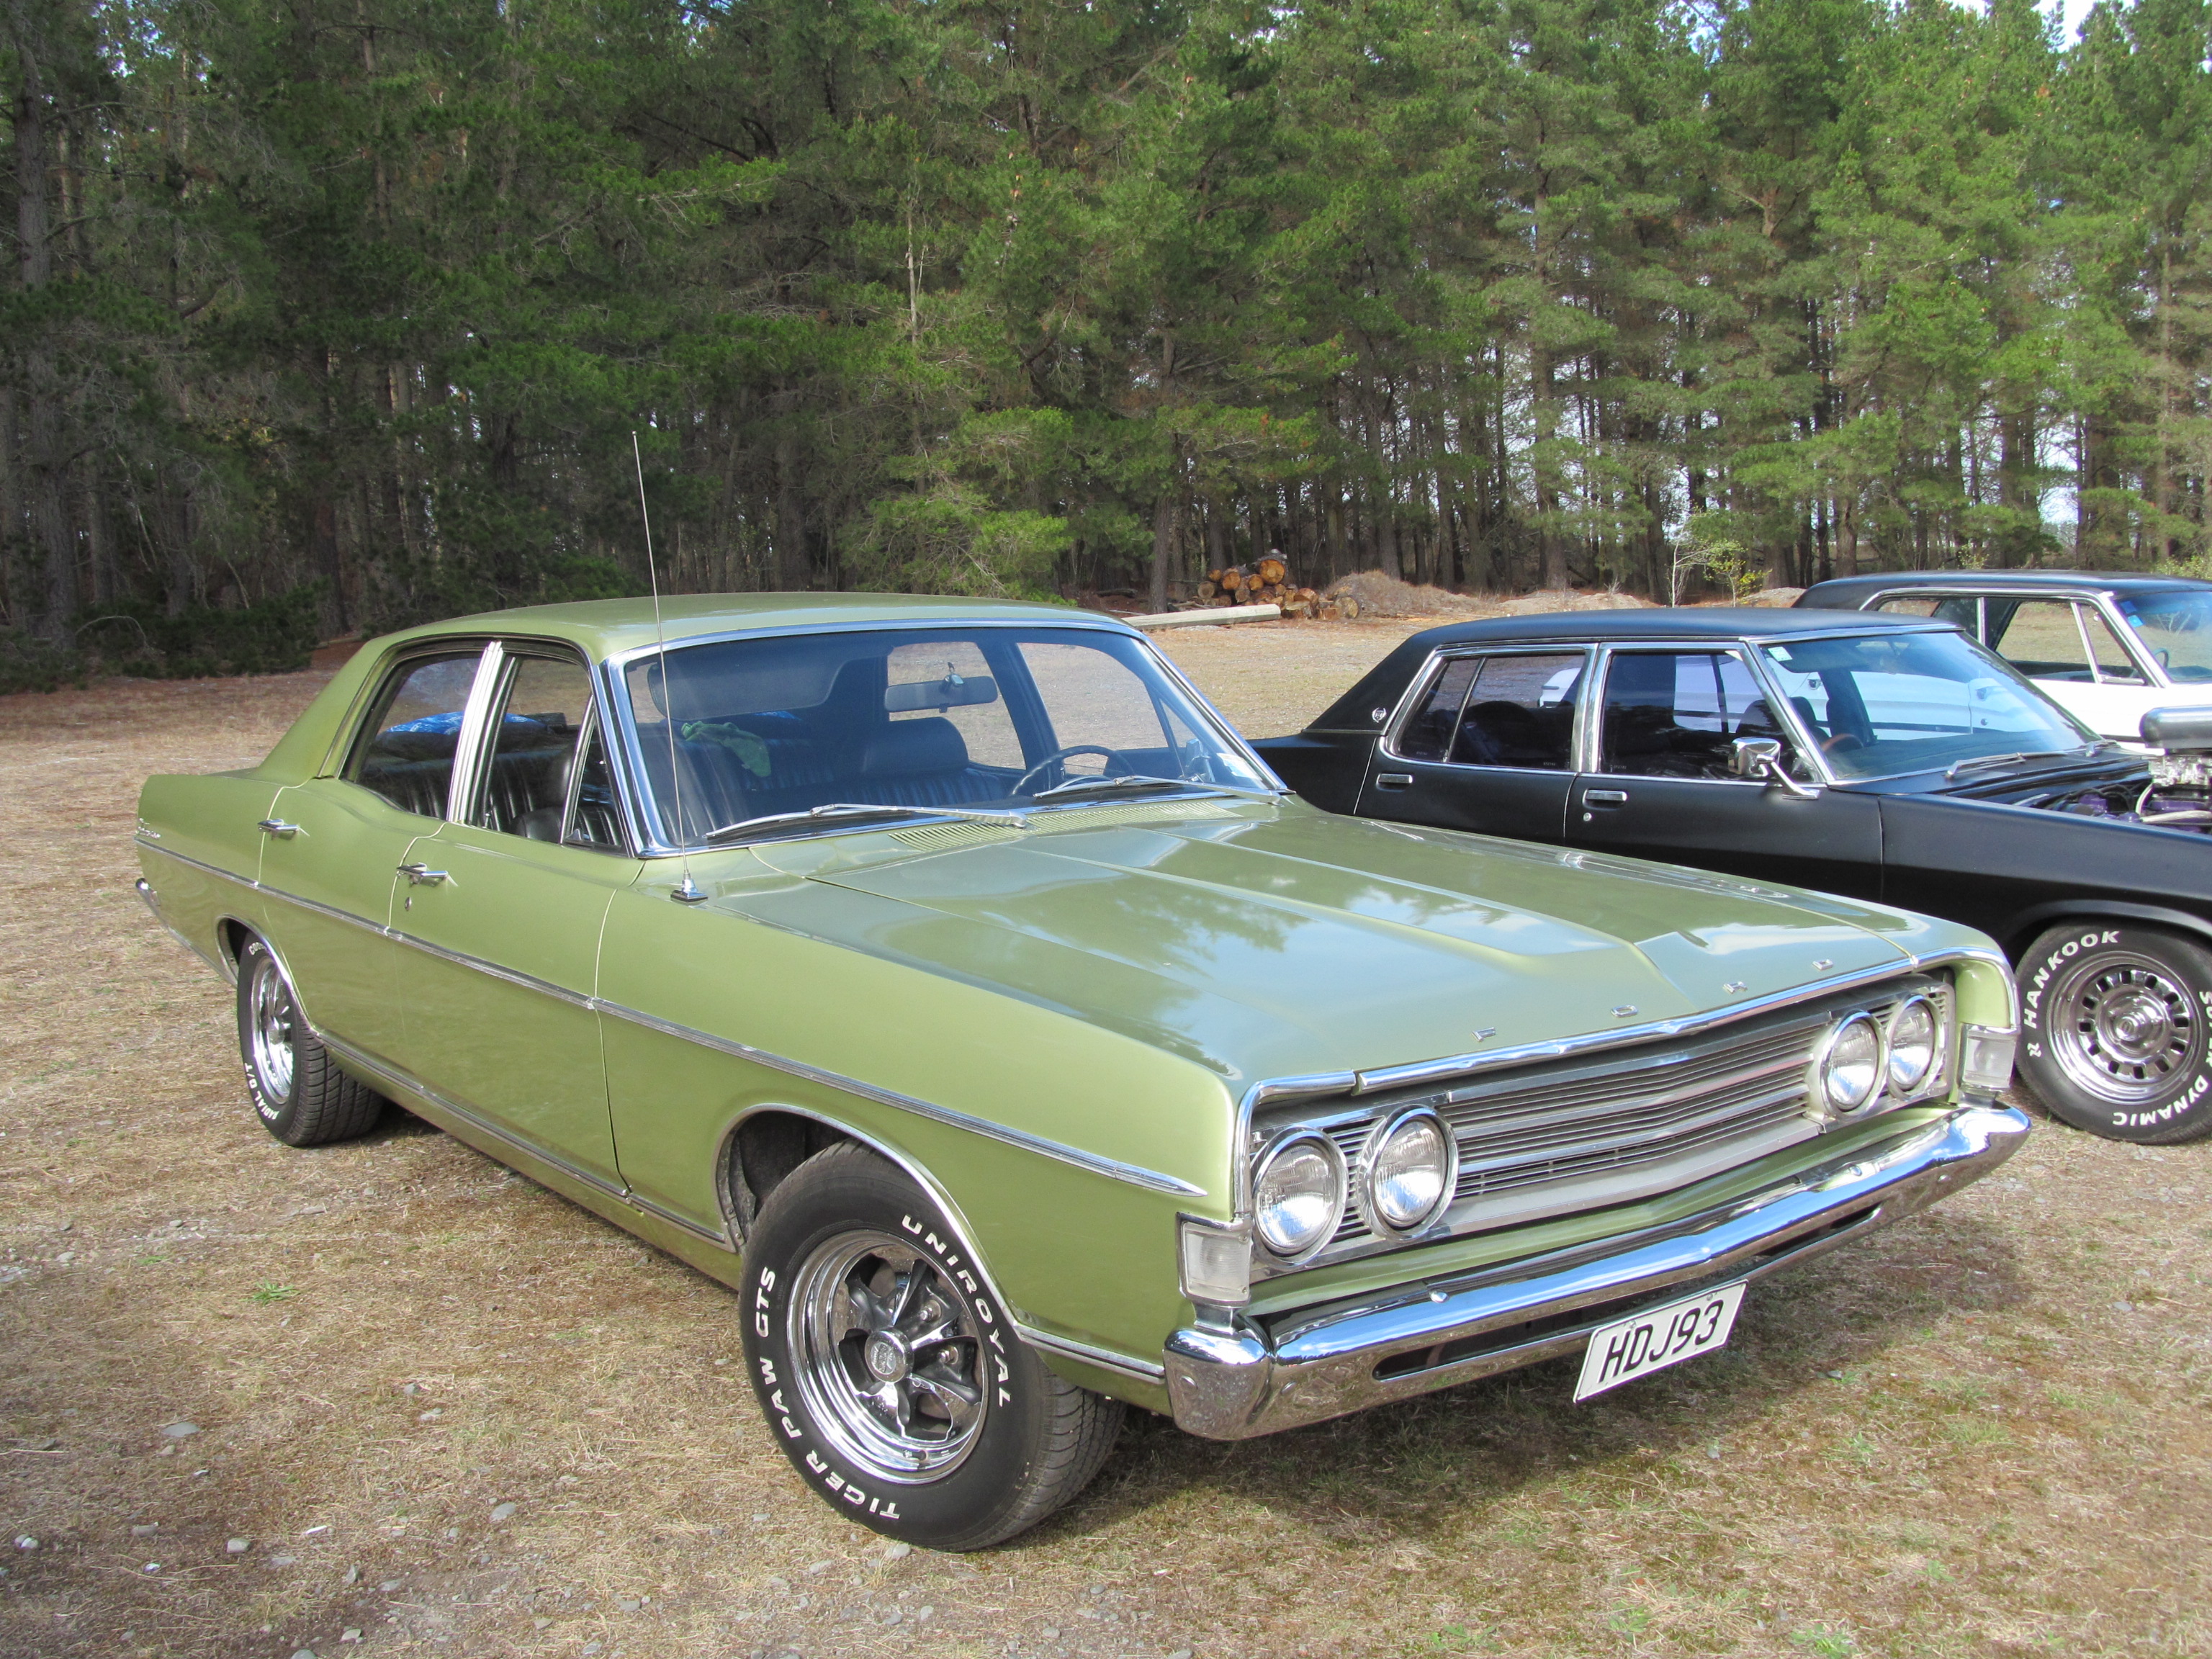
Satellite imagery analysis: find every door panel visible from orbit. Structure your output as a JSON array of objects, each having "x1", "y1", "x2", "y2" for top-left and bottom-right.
[
  {"x1": 392, "y1": 823, "x2": 634, "y2": 1184},
  {"x1": 255, "y1": 779, "x2": 418, "y2": 1061}
]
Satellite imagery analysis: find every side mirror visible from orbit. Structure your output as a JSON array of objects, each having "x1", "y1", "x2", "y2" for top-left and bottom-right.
[
  {"x1": 1729, "y1": 737, "x2": 1782, "y2": 778},
  {"x1": 1730, "y1": 736, "x2": 1818, "y2": 799}
]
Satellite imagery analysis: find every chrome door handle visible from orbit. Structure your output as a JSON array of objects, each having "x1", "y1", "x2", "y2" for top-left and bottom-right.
[
  {"x1": 397, "y1": 863, "x2": 450, "y2": 886},
  {"x1": 1583, "y1": 789, "x2": 1629, "y2": 806},
  {"x1": 1374, "y1": 773, "x2": 1415, "y2": 790},
  {"x1": 258, "y1": 819, "x2": 302, "y2": 838}
]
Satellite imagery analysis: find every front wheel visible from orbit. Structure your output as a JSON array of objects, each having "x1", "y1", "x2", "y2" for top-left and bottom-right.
[
  {"x1": 235, "y1": 935, "x2": 386, "y2": 1147},
  {"x1": 2016, "y1": 922, "x2": 2212, "y2": 1143},
  {"x1": 740, "y1": 1143, "x2": 1123, "y2": 1549}
]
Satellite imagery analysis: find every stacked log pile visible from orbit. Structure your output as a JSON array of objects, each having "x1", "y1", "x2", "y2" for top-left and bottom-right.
[{"x1": 1193, "y1": 556, "x2": 1359, "y2": 620}]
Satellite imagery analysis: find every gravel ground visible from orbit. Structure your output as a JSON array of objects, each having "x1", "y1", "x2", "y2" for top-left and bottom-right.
[{"x1": 1, "y1": 624, "x2": 2207, "y2": 1659}]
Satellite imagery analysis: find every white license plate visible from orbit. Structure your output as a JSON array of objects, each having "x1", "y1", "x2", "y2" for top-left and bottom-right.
[{"x1": 1573, "y1": 1282, "x2": 1745, "y2": 1402}]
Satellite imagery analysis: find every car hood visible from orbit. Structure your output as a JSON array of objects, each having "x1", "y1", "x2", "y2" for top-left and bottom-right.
[{"x1": 720, "y1": 803, "x2": 1950, "y2": 1092}]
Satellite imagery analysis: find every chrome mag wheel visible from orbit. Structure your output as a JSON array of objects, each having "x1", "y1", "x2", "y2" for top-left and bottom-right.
[
  {"x1": 2049, "y1": 949, "x2": 2203, "y2": 1106},
  {"x1": 787, "y1": 1231, "x2": 988, "y2": 1483},
  {"x1": 248, "y1": 956, "x2": 297, "y2": 1102}
]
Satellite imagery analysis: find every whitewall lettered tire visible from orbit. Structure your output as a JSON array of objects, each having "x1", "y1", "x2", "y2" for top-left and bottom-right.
[
  {"x1": 2016, "y1": 922, "x2": 2212, "y2": 1143},
  {"x1": 739, "y1": 1142, "x2": 1123, "y2": 1549}
]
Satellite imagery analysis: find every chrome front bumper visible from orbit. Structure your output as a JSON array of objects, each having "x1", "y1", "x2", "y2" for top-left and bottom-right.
[{"x1": 1164, "y1": 1101, "x2": 2030, "y2": 1439}]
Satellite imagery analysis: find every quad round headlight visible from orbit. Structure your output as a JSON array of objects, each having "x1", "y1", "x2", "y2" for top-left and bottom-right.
[
  {"x1": 1885, "y1": 996, "x2": 1941, "y2": 1094},
  {"x1": 1362, "y1": 1109, "x2": 1457, "y2": 1234},
  {"x1": 1252, "y1": 1133, "x2": 1346, "y2": 1260},
  {"x1": 1817, "y1": 1012, "x2": 1884, "y2": 1115}
]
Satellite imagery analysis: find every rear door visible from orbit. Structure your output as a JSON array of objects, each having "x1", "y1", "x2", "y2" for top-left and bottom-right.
[
  {"x1": 1354, "y1": 649, "x2": 1587, "y2": 842},
  {"x1": 1564, "y1": 647, "x2": 1884, "y2": 899},
  {"x1": 256, "y1": 647, "x2": 488, "y2": 1066}
]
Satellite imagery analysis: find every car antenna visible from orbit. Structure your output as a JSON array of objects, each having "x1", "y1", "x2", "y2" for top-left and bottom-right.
[{"x1": 635, "y1": 430, "x2": 706, "y2": 904}]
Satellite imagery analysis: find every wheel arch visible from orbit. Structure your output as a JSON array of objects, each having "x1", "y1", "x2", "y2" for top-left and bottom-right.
[
  {"x1": 716, "y1": 1104, "x2": 1018, "y2": 1322},
  {"x1": 2000, "y1": 899, "x2": 2212, "y2": 964}
]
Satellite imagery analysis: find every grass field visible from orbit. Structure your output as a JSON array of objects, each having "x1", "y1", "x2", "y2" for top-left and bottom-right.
[{"x1": 1, "y1": 618, "x2": 2207, "y2": 1659}]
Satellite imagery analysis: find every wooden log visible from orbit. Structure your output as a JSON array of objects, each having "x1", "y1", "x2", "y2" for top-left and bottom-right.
[
  {"x1": 1256, "y1": 555, "x2": 1288, "y2": 587},
  {"x1": 1196, "y1": 580, "x2": 1218, "y2": 601}
]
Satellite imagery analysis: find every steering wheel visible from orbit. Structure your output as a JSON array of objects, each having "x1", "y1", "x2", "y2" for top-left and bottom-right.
[
  {"x1": 1012, "y1": 745, "x2": 1131, "y2": 795},
  {"x1": 1820, "y1": 732, "x2": 1864, "y2": 755}
]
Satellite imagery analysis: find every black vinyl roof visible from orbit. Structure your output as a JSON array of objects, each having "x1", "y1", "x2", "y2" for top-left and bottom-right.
[
  {"x1": 1387, "y1": 605, "x2": 1952, "y2": 647},
  {"x1": 1303, "y1": 606, "x2": 1952, "y2": 731},
  {"x1": 1800, "y1": 570, "x2": 2212, "y2": 608}
]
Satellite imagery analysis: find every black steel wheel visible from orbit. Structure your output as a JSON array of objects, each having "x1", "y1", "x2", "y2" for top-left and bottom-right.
[
  {"x1": 739, "y1": 1142, "x2": 1123, "y2": 1549},
  {"x1": 234, "y1": 935, "x2": 386, "y2": 1147},
  {"x1": 2016, "y1": 922, "x2": 2212, "y2": 1143}
]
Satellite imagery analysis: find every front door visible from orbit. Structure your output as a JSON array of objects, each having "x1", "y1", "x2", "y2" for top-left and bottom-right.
[
  {"x1": 1564, "y1": 647, "x2": 1884, "y2": 900},
  {"x1": 393, "y1": 647, "x2": 639, "y2": 1185},
  {"x1": 1355, "y1": 649, "x2": 1587, "y2": 842},
  {"x1": 256, "y1": 647, "x2": 488, "y2": 1064},
  {"x1": 1984, "y1": 596, "x2": 2152, "y2": 742}
]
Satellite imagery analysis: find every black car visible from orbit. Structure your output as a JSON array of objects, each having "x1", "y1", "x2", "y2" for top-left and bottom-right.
[
  {"x1": 1255, "y1": 608, "x2": 2212, "y2": 1145},
  {"x1": 1797, "y1": 569, "x2": 2212, "y2": 745}
]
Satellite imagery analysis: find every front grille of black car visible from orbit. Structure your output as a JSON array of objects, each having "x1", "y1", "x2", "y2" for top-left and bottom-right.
[{"x1": 1274, "y1": 979, "x2": 1950, "y2": 1265}]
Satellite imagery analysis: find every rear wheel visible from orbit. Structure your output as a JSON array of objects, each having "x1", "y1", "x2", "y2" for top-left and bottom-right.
[
  {"x1": 739, "y1": 1142, "x2": 1123, "y2": 1550},
  {"x1": 2016, "y1": 922, "x2": 2212, "y2": 1143},
  {"x1": 235, "y1": 935, "x2": 386, "y2": 1147}
]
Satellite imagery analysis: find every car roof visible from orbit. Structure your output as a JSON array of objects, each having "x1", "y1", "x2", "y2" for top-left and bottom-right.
[
  {"x1": 1384, "y1": 606, "x2": 1955, "y2": 647},
  {"x1": 1301, "y1": 606, "x2": 1957, "y2": 732},
  {"x1": 1801, "y1": 570, "x2": 2212, "y2": 604},
  {"x1": 373, "y1": 592, "x2": 1121, "y2": 660}
]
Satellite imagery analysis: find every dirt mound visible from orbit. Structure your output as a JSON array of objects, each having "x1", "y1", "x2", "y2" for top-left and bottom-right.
[
  {"x1": 1320, "y1": 570, "x2": 1497, "y2": 619},
  {"x1": 1739, "y1": 586, "x2": 1805, "y2": 607},
  {"x1": 1496, "y1": 588, "x2": 1658, "y2": 616}
]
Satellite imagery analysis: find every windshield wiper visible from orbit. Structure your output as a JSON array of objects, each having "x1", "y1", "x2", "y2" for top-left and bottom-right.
[
  {"x1": 702, "y1": 802, "x2": 1030, "y2": 843},
  {"x1": 1945, "y1": 750, "x2": 2074, "y2": 781},
  {"x1": 1030, "y1": 773, "x2": 1221, "y2": 802}
]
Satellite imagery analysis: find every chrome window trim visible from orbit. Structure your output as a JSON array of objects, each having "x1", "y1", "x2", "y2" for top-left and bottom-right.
[
  {"x1": 1228, "y1": 945, "x2": 2014, "y2": 1219},
  {"x1": 135, "y1": 837, "x2": 1203, "y2": 1200},
  {"x1": 597, "y1": 617, "x2": 1284, "y2": 856},
  {"x1": 1375, "y1": 644, "x2": 1595, "y2": 775},
  {"x1": 446, "y1": 641, "x2": 509, "y2": 824},
  {"x1": 2080, "y1": 595, "x2": 2167, "y2": 687}
]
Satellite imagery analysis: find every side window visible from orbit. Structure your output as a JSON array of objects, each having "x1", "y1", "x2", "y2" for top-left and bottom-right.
[
  {"x1": 1395, "y1": 657, "x2": 1480, "y2": 761},
  {"x1": 1598, "y1": 651, "x2": 1794, "y2": 780},
  {"x1": 1989, "y1": 600, "x2": 2093, "y2": 680},
  {"x1": 2080, "y1": 606, "x2": 2146, "y2": 684},
  {"x1": 474, "y1": 653, "x2": 601, "y2": 843},
  {"x1": 346, "y1": 652, "x2": 485, "y2": 818},
  {"x1": 563, "y1": 719, "x2": 626, "y2": 850},
  {"x1": 1876, "y1": 595, "x2": 1979, "y2": 634},
  {"x1": 1450, "y1": 653, "x2": 1583, "y2": 769}
]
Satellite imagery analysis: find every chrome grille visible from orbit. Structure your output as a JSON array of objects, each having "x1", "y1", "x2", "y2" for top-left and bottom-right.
[{"x1": 1306, "y1": 981, "x2": 1949, "y2": 1255}]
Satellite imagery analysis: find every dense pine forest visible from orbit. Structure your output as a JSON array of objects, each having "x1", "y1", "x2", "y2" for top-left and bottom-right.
[{"x1": 3, "y1": 0, "x2": 2210, "y2": 680}]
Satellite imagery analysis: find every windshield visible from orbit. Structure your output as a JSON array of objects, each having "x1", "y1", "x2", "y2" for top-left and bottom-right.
[
  {"x1": 1755, "y1": 630, "x2": 2095, "y2": 780},
  {"x1": 2116, "y1": 589, "x2": 2212, "y2": 684},
  {"x1": 621, "y1": 626, "x2": 1274, "y2": 845}
]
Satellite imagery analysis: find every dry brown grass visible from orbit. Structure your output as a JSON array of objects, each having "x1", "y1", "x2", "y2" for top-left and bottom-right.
[{"x1": 1, "y1": 635, "x2": 2208, "y2": 1659}]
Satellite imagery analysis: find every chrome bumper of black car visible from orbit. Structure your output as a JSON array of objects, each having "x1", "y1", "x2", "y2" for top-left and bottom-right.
[{"x1": 1163, "y1": 1100, "x2": 2029, "y2": 1439}]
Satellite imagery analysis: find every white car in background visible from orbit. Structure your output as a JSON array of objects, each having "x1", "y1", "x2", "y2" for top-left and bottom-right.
[{"x1": 1797, "y1": 571, "x2": 2212, "y2": 748}]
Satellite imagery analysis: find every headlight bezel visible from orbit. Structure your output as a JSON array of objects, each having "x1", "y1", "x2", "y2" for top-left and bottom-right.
[
  {"x1": 1812, "y1": 1010, "x2": 1887, "y2": 1118},
  {"x1": 1251, "y1": 1130, "x2": 1349, "y2": 1262},
  {"x1": 1884, "y1": 993, "x2": 1943, "y2": 1096},
  {"x1": 1356, "y1": 1106, "x2": 1460, "y2": 1237}
]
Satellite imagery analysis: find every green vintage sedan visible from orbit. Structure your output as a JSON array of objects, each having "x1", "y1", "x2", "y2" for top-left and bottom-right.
[{"x1": 135, "y1": 595, "x2": 2030, "y2": 1547}]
